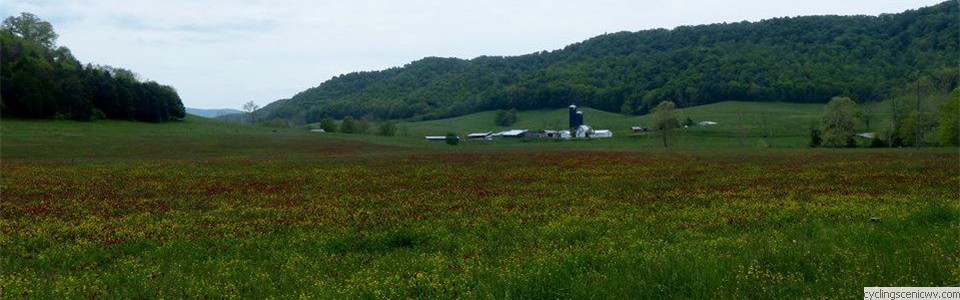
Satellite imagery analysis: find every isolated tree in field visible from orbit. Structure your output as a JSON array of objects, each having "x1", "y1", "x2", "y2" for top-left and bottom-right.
[
  {"x1": 494, "y1": 109, "x2": 518, "y2": 126},
  {"x1": 319, "y1": 117, "x2": 337, "y2": 132},
  {"x1": 241, "y1": 101, "x2": 259, "y2": 124},
  {"x1": 340, "y1": 116, "x2": 358, "y2": 134},
  {"x1": 821, "y1": 96, "x2": 861, "y2": 147},
  {"x1": 939, "y1": 88, "x2": 959, "y2": 146},
  {"x1": 2, "y1": 12, "x2": 57, "y2": 49},
  {"x1": 650, "y1": 101, "x2": 679, "y2": 148},
  {"x1": 507, "y1": 109, "x2": 518, "y2": 125},
  {"x1": 494, "y1": 110, "x2": 508, "y2": 126}
]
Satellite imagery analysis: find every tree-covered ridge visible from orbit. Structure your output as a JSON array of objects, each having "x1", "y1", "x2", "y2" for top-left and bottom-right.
[
  {"x1": 1, "y1": 13, "x2": 185, "y2": 122},
  {"x1": 261, "y1": 1, "x2": 958, "y2": 123}
]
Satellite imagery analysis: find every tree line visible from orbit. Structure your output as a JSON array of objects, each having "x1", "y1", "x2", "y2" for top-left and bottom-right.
[
  {"x1": 1, "y1": 13, "x2": 185, "y2": 122},
  {"x1": 810, "y1": 87, "x2": 959, "y2": 148},
  {"x1": 255, "y1": 1, "x2": 958, "y2": 123}
]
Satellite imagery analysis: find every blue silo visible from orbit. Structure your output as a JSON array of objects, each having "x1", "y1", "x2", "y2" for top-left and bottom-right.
[{"x1": 568, "y1": 105, "x2": 577, "y2": 128}]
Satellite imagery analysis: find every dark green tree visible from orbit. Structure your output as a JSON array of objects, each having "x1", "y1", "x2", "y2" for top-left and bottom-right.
[
  {"x1": 938, "y1": 88, "x2": 959, "y2": 146},
  {"x1": 340, "y1": 116, "x2": 358, "y2": 133},
  {"x1": 445, "y1": 133, "x2": 459, "y2": 145},
  {"x1": 319, "y1": 117, "x2": 338, "y2": 132},
  {"x1": 809, "y1": 122, "x2": 822, "y2": 147}
]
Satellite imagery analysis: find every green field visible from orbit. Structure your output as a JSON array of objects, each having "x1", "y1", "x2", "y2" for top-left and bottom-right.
[
  {"x1": 398, "y1": 101, "x2": 825, "y2": 140},
  {"x1": 395, "y1": 100, "x2": 944, "y2": 149},
  {"x1": 1, "y1": 109, "x2": 958, "y2": 298}
]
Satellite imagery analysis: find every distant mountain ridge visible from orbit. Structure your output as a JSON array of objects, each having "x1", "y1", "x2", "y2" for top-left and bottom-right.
[
  {"x1": 256, "y1": 1, "x2": 958, "y2": 124},
  {"x1": 186, "y1": 108, "x2": 242, "y2": 118}
]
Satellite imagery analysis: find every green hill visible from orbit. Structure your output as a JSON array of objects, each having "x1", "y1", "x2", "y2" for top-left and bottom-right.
[{"x1": 257, "y1": 1, "x2": 958, "y2": 123}]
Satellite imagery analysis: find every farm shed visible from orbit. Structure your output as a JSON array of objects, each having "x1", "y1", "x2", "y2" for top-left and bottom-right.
[
  {"x1": 542, "y1": 130, "x2": 563, "y2": 138},
  {"x1": 591, "y1": 130, "x2": 613, "y2": 138},
  {"x1": 425, "y1": 136, "x2": 449, "y2": 141},
  {"x1": 468, "y1": 132, "x2": 493, "y2": 140},
  {"x1": 496, "y1": 129, "x2": 529, "y2": 138}
]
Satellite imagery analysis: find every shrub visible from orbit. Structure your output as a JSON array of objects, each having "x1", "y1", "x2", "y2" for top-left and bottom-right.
[
  {"x1": 377, "y1": 121, "x2": 397, "y2": 136},
  {"x1": 445, "y1": 133, "x2": 459, "y2": 145},
  {"x1": 340, "y1": 116, "x2": 358, "y2": 134},
  {"x1": 319, "y1": 118, "x2": 338, "y2": 133},
  {"x1": 809, "y1": 123, "x2": 822, "y2": 148}
]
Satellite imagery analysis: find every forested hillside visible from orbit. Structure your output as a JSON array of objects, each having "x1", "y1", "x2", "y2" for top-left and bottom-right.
[
  {"x1": 258, "y1": 1, "x2": 958, "y2": 123},
  {"x1": 0, "y1": 13, "x2": 185, "y2": 122}
]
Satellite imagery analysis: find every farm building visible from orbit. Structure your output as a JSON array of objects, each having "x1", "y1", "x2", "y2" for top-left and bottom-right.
[
  {"x1": 573, "y1": 125, "x2": 613, "y2": 138},
  {"x1": 575, "y1": 125, "x2": 592, "y2": 138},
  {"x1": 494, "y1": 129, "x2": 529, "y2": 139},
  {"x1": 456, "y1": 105, "x2": 610, "y2": 142},
  {"x1": 592, "y1": 130, "x2": 613, "y2": 138},
  {"x1": 568, "y1": 104, "x2": 612, "y2": 138},
  {"x1": 631, "y1": 126, "x2": 647, "y2": 133},
  {"x1": 468, "y1": 132, "x2": 493, "y2": 140},
  {"x1": 542, "y1": 130, "x2": 563, "y2": 139},
  {"x1": 425, "y1": 135, "x2": 453, "y2": 141}
]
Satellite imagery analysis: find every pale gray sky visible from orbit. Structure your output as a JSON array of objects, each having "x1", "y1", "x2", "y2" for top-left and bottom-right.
[{"x1": 2, "y1": 0, "x2": 946, "y2": 109}]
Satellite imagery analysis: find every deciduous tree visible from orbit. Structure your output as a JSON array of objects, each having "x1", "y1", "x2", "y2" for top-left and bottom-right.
[
  {"x1": 2, "y1": 12, "x2": 57, "y2": 49},
  {"x1": 319, "y1": 117, "x2": 337, "y2": 133},
  {"x1": 340, "y1": 116, "x2": 358, "y2": 133},
  {"x1": 650, "y1": 101, "x2": 679, "y2": 148},
  {"x1": 938, "y1": 88, "x2": 959, "y2": 146},
  {"x1": 241, "y1": 101, "x2": 259, "y2": 124},
  {"x1": 821, "y1": 96, "x2": 861, "y2": 147}
]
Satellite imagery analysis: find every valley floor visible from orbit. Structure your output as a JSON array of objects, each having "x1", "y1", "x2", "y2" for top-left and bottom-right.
[{"x1": 1, "y1": 118, "x2": 957, "y2": 298}]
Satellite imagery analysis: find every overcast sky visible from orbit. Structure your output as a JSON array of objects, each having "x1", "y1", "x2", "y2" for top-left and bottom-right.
[{"x1": 3, "y1": 0, "x2": 946, "y2": 109}]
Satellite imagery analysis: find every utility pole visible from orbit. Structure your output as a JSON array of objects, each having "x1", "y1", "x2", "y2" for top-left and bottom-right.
[
  {"x1": 915, "y1": 72, "x2": 921, "y2": 149},
  {"x1": 890, "y1": 96, "x2": 897, "y2": 148}
]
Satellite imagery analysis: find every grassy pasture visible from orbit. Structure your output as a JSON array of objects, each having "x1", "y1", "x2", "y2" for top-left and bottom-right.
[
  {"x1": 398, "y1": 102, "x2": 827, "y2": 148},
  {"x1": 1, "y1": 112, "x2": 958, "y2": 298}
]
